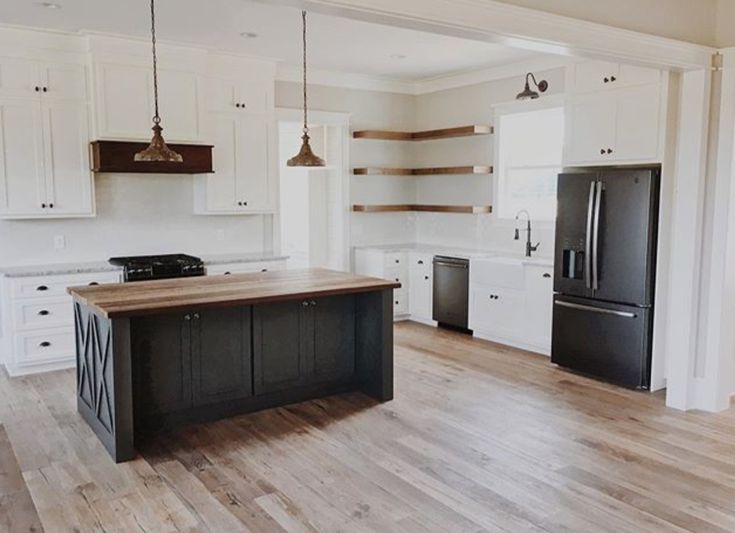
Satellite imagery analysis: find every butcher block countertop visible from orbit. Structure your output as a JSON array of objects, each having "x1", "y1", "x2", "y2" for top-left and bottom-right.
[{"x1": 68, "y1": 268, "x2": 401, "y2": 318}]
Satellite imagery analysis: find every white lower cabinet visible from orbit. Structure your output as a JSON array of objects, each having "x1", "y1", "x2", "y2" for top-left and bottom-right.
[
  {"x1": 409, "y1": 252, "x2": 433, "y2": 323},
  {"x1": 354, "y1": 249, "x2": 411, "y2": 320},
  {"x1": 469, "y1": 259, "x2": 554, "y2": 355},
  {"x1": 1, "y1": 271, "x2": 121, "y2": 376}
]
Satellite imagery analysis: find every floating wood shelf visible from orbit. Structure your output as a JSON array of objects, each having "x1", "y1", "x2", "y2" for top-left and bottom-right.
[
  {"x1": 353, "y1": 125, "x2": 493, "y2": 141},
  {"x1": 353, "y1": 165, "x2": 492, "y2": 176},
  {"x1": 352, "y1": 204, "x2": 492, "y2": 214}
]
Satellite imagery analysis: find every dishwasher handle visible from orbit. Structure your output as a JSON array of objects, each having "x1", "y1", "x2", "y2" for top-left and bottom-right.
[
  {"x1": 433, "y1": 261, "x2": 468, "y2": 269},
  {"x1": 433, "y1": 256, "x2": 469, "y2": 269}
]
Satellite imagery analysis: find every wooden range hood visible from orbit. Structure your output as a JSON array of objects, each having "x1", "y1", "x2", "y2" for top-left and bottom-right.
[{"x1": 90, "y1": 141, "x2": 214, "y2": 174}]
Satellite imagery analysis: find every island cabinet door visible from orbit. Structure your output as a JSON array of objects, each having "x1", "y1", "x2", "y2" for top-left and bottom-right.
[
  {"x1": 132, "y1": 313, "x2": 193, "y2": 415},
  {"x1": 191, "y1": 307, "x2": 253, "y2": 406},
  {"x1": 253, "y1": 300, "x2": 309, "y2": 394},
  {"x1": 312, "y1": 295, "x2": 356, "y2": 381}
]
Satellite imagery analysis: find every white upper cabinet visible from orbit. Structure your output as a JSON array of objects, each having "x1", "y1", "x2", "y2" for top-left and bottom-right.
[
  {"x1": 93, "y1": 63, "x2": 202, "y2": 142},
  {"x1": 571, "y1": 60, "x2": 660, "y2": 93},
  {"x1": 195, "y1": 112, "x2": 274, "y2": 214},
  {"x1": 0, "y1": 56, "x2": 93, "y2": 219},
  {"x1": 207, "y1": 77, "x2": 271, "y2": 114},
  {"x1": 565, "y1": 60, "x2": 666, "y2": 166}
]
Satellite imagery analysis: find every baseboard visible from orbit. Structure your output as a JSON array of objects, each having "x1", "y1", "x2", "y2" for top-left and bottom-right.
[
  {"x1": 472, "y1": 329, "x2": 550, "y2": 356},
  {"x1": 5, "y1": 357, "x2": 75, "y2": 377}
]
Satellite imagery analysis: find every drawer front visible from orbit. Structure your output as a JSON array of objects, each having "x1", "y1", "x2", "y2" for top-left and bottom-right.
[
  {"x1": 409, "y1": 252, "x2": 433, "y2": 271},
  {"x1": 393, "y1": 288, "x2": 409, "y2": 316},
  {"x1": 206, "y1": 260, "x2": 286, "y2": 276},
  {"x1": 14, "y1": 328, "x2": 76, "y2": 366},
  {"x1": 384, "y1": 252, "x2": 408, "y2": 269},
  {"x1": 13, "y1": 298, "x2": 74, "y2": 331},
  {"x1": 11, "y1": 272, "x2": 120, "y2": 299},
  {"x1": 383, "y1": 267, "x2": 407, "y2": 288}
]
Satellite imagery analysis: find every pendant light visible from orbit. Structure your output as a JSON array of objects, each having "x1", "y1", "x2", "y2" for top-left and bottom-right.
[
  {"x1": 516, "y1": 72, "x2": 549, "y2": 101},
  {"x1": 135, "y1": 0, "x2": 183, "y2": 163},
  {"x1": 287, "y1": 10, "x2": 325, "y2": 167}
]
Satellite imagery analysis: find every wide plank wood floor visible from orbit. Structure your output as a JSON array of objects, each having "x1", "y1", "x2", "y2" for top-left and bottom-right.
[{"x1": 2, "y1": 321, "x2": 735, "y2": 532}]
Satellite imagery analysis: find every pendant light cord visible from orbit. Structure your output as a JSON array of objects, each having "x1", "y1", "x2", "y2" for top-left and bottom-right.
[
  {"x1": 302, "y1": 10, "x2": 308, "y2": 135},
  {"x1": 150, "y1": 0, "x2": 160, "y2": 124}
]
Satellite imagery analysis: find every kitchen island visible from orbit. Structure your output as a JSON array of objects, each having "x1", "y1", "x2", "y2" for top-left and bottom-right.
[{"x1": 68, "y1": 269, "x2": 399, "y2": 462}]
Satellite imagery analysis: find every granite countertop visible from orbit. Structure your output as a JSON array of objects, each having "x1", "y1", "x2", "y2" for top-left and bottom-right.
[
  {"x1": 354, "y1": 243, "x2": 554, "y2": 266},
  {"x1": 0, "y1": 252, "x2": 289, "y2": 278}
]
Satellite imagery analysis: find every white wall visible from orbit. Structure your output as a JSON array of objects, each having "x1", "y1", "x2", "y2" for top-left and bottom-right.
[
  {"x1": 0, "y1": 174, "x2": 266, "y2": 266},
  {"x1": 412, "y1": 67, "x2": 566, "y2": 256},
  {"x1": 275, "y1": 80, "x2": 417, "y2": 247}
]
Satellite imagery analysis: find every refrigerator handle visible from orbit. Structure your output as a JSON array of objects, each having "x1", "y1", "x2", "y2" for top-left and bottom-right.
[
  {"x1": 591, "y1": 180, "x2": 603, "y2": 291},
  {"x1": 554, "y1": 300, "x2": 637, "y2": 318},
  {"x1": 585, "y1": 181, "x2": 596, "y2": 289}
]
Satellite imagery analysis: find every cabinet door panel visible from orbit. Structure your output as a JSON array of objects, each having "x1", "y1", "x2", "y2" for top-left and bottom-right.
[
  {"x1": 207, "y1": 78, "x2": 239, "y2": 113},
  {"x1": 41, "y1": 64, "x2": 87, "y2": 101},
  {"x1": 253, "y1": 301, "x2": 307, "y2": 394},
  {"x1": 313, "y1": 295, "x2": 356, "y2": 381},
  {"x1": 469, "y1": 287, "x2": 524, "y2": 339},
  {"x1": 573, "y1": 60, "x2": 619, "y2": 93},
  {"x1": 207, "y1": 115, "x2": 239, "y2": 211},
  {"x1": 192, "y1": 307, "x2": 252, "y2": 405},
  {"x1": 0, "y1": 57, "x2": 39, "y2": 98},
  {"x1": 132, "y1": 314, "x2": 192, "y2": 414},
  {"x1": 409, "y1": 267, "x2": 432, "y2": 320},
  {"x1": 0, "y1": 99, "x2": 46, "y2": 216},
  {"x1": 525, "y1": 266, "x2": 554, "y2": 349},
  {"x1": 565, "y1": 93, "x2": 616, "y2": 165},
  {"x1": 614, "y1": 84, "x2": 660, "y2": 162},
  {"x1": 157, "y1": 70, "x2": 201, "y2": 142},
  {"x1": 238, "y1": 82, "x2": 270, "y2": 113},
  {"x1": 42, "y1": 100, "x2": 92, "y2": 215},
  {"x1": 236, "y1": 116, "x2": 270, "y2": 210},
  {"x1": 96, "y1": 64, "x2": 151, "y2": 139}
]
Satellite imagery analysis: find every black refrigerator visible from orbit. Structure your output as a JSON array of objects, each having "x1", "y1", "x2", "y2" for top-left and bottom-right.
[{"x1": 551, "y1": 166, "x2": 660, "y2": 389}]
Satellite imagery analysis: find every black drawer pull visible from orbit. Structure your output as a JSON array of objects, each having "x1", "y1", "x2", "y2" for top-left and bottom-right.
[
  {"x1": 88, "y1": 282, "x2": 99, "y2": 286},
  {"x1": 38, "y1": 310, "x2": 50, "y2": 316},
  {"x1": 543, "y1": 273, "x2": 551, "y2": 278},
  {"x1": 36, "y1": 285, "x2": 49, "y2": 291},
  {"x1": 417, "y1": 260, "x2": 424, "y2": 265},
  {"x1": 261, "y1": 269, "x2": 268, "y2": 272},
  {"x1": 39, "y1": 341, "x2": 51, "y2": 348},
  {"x1": 224, "y1": 271, "x2": 231, "y2": 275}
]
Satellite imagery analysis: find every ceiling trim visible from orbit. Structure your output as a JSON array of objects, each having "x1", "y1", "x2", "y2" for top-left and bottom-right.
[
  {"x1": 262, "y1": 0, "x2": 714, "y2": 70},
  {"x1": 276, "y1": 63, "x2": 419, "y2": 94}
]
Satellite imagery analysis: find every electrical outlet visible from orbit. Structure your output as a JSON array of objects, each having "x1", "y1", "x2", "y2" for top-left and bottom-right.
[{"x1": 53, "y1": 235, "x2": 66, "y2": 250}]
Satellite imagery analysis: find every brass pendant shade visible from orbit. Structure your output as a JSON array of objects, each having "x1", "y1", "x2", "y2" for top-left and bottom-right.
[
  {"x1": 135, "y1": 0, "x2": 183, "y2": 163},
  {"x1": 287, "y1": 10, "x2": 325, "y2": 167}
]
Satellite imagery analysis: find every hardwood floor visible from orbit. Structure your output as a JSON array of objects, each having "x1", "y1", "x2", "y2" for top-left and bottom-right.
[{"x1": 2, "y1": 321, "x2": 735, "y2": 532}]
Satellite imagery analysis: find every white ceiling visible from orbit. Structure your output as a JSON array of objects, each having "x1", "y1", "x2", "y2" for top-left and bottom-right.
[{"x1": 0, "y1": 0, "x2": 544, "y2": 81}]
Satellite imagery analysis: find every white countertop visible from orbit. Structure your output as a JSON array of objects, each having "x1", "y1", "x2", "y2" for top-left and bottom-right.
[
  {"x1": 354, "y1": 243, "x2": 554, "y2": 267},
  {"x1": 0, "y1": 252, "x2": 289, "y2": 278}
]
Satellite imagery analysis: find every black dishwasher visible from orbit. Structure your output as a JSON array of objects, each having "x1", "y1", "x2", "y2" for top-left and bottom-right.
[{"x1": 432, "y1": 256, "x2": 470, "y2": 332}]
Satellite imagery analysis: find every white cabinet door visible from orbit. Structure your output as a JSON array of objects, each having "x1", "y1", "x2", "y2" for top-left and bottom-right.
[
  {"x1": 524, "y1": 265, "x2": 554, "y2": 350},
  {"x1": 236, "y1": 115, "x2": 271, "y2": 211},
  {"x1": 0, "y1": 57, "x2": 39, "y2": 98},
  {"x1": 0, "y1": 99, "x2": 46, "y2": 217},
  {"x1": 40, "y1": 63, "x2": 87, "y2": 101},
  {"x1": 207, "y1": 78, "x2": 270, "y2": 114},
  {"x1": 157, "y1": 69, "x2": 201, "y2": 142},
  {"x1": 470, "y1": 286, "x2": 524, "y2": 339},
  {"x1": 573, "y1": 60, "x2": 619, "y2": 93},
  {"x1": 41, "y1": 100, "x2": 93, "y2": 216},
  {"x1": 613, "y1": 83, "x2": 661, "y2": 162},
  {"x1": 409, "y1": 266, "x2": 432, "y2": 320},
  {"x1": 206, "y1": 114, "x2": 239, "y2": 212},
  {"x1": 566, "y1": 93, "x2": 616, "y2": 165},
  {"x1": 95, "y1": 63, "x2": 151, "y2": 139}
]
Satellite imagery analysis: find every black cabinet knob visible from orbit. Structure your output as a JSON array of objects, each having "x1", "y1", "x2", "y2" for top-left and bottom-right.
[
  {"x1": 395, "y1": 301, "x2": 399, "y2": 305},
  {"x1": 235, "y1": 103, "x2": 241, "y2": 108},
  {"x1": 42, "y1": 87, "x2": 48, "y2": 92},
  {"x1": 39, "y1": 341, "x2": 51, "y2": 348},
  {"x1": 237, "y1": 201, "x2": 243, "y2": 206},
  {"x1": 610, "y1": 76, "x2": 617, "y2": 82},
  {"x1": 424, "y1": 275, "x2": 429, "y2": 280},
  {"x1": 395, "y1": 278, "x2": 399, "y2": 282},
  {"x1": 607, "y1": 148, "x2": 613, "y2": 154},
  {"x1": 600, "y1": 149, "x2": 606, "y2": 155},
  {"x1": 35, "y1": 86, "x2": 40, "y2": 92},
  {"x1": 41, "y1": 203, "x2": 46, "y2": 208},
  {"x1": 243, "y1": 201, "x2": 248, "y2": 206},
  {"x1": 48, "y1": 203, "x2": 54, "y2": 208},
  {"x1": 38, "y1": 310, "x2": 50, "y2": 316},
  {"x1": 603, "y1": 77, "x2": 609, "y2": 83},
  {"x1": 36, "y1": 285, "x2": 49, "y2": 291}
]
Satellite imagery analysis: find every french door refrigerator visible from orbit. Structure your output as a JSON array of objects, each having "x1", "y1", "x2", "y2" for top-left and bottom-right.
[{"x1": 551, "y1": 166, "x2": 660, "y2": 389}]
